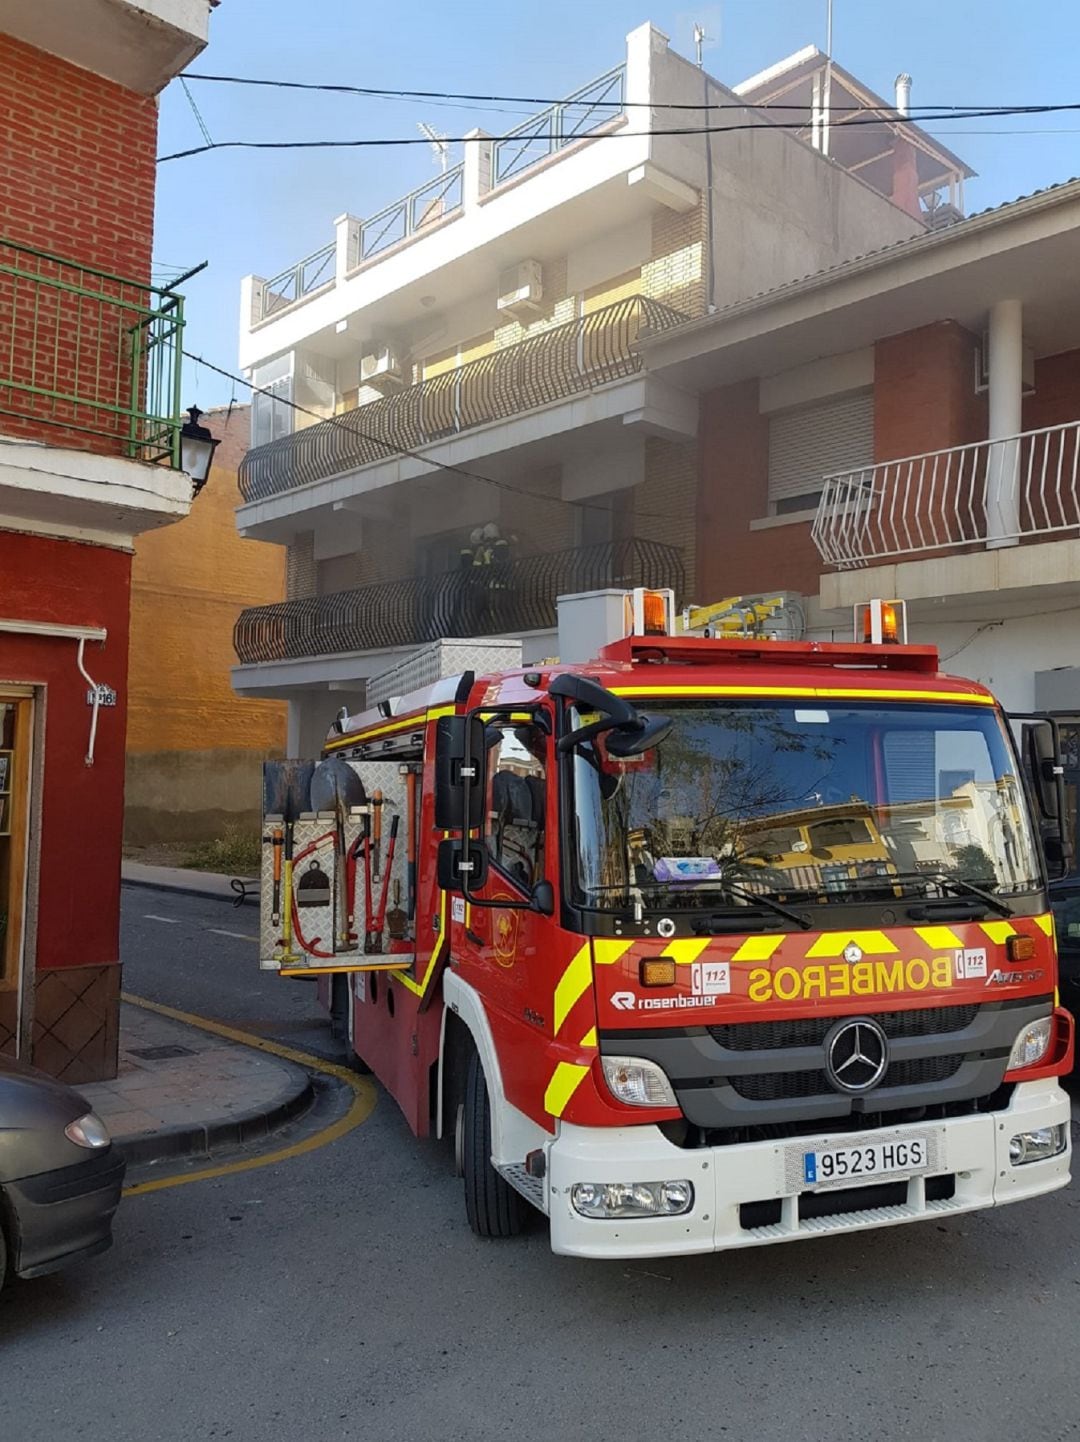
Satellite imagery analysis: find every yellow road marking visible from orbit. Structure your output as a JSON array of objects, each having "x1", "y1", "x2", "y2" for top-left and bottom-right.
[{"x1": 119, "y1": 993, "x2": 377, "y2": 1197}]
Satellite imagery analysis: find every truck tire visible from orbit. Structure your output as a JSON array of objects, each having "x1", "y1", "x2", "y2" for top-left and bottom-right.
[{"x1": 462, "y1": 1051, "x2": 524, "y2": 1239}]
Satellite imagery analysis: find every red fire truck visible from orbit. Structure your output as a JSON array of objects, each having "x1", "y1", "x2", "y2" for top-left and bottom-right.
[{"x1": 258, "y1": 592, "x2": 1073, "y2": 1258}]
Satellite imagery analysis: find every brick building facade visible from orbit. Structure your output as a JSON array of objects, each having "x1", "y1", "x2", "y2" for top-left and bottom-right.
[{"x1": 0, "y1": 3, "x2": 213, "y2": 1081}]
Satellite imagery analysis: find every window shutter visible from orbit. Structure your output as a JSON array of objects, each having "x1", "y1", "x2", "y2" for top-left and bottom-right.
[{"x1": 768, "y1": 391, "x2": 873, "y2": 509}]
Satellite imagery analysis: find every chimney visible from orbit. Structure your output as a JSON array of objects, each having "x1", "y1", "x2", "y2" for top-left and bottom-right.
[{"x1": 890, "y1": 73, "x2": 920, "y2": 220}]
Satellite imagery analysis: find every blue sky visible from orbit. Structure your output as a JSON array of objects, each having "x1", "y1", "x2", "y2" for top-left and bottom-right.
[{"x1": 155, "y1": 0, "x2": 1080, "y2": 408}]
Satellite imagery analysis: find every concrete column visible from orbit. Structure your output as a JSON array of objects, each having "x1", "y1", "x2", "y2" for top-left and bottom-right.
[
  {"x1": 286, "y1": 699, "x2": 304, "y2": 758},
  {"x1": 986, "y1": 298, "x2": 1023, "y2": 548},
  {"x1": 334, "y1": 213, "x2": 362, "y2": 283},
  {"x1": 462, "y1": 129, "x2": 493, "y2": 203}
]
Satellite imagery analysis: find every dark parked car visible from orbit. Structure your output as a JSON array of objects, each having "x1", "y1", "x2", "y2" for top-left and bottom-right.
[
  {"x1": 0, "y1": 1055, "x2": 125, "y2": 1285},
  {"x1": 1050, "y1": 879, "x2": 1080, "y2": 1072}
]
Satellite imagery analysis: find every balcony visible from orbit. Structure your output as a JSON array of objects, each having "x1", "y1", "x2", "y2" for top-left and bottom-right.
[
  {"x1": 233, "y1": 537, "x2": 684, "y2": 665},
  {"x1": 812, "y1": 422, "x2": 1080, "y2": 569},
  {"x1": 253, "y1": 64, "x2": 626, "y2": 326},
  {"x1": 0, "y1": 239, "x2": 184, "y2": 464},
  {"x1": 239, "y1": 295, "x2": 686, "y2": 504}
]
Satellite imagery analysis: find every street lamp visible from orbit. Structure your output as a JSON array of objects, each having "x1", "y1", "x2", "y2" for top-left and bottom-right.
[{"x1": 180, "y1": 405, "x2": 219, "y2": 498}]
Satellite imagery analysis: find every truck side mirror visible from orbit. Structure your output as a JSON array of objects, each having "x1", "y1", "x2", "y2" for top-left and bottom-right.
[
  {"x1": 437, "y1": 837, "x2": 489, "y2": 892},
  {"x1": 435, "y1": 714, "x2": 487, "y2": 830},
  {"x1": 531, "y1": 879, "x2": 555, "y2": 916}
]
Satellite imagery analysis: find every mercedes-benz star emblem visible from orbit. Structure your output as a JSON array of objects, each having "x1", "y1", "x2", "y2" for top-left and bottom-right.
[{"x1": 825, "y1": 1017, "x2": 889, "y2": 1094}]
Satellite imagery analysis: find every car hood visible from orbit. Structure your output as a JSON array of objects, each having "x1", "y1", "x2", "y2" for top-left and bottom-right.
[{"x1": 0, "y1": 1055, "x2": 97, "y2": 1183}]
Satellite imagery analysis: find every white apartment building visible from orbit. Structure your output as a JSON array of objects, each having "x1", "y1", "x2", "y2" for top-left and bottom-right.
[{"x1": 231, "y1": 24, "x2": 960, "y2": 753}]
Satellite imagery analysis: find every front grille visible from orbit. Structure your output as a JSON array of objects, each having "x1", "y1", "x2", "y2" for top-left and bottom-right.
[
  {"x1": 730, "y1": 1053, "x2": 964, "y2": 1101},
  {"x1": 709, "y1": 1004, "x2": 979, "y2": 1052}
]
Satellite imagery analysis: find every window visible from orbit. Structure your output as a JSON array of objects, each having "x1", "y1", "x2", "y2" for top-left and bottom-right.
[
  {"x1": 251, "y1": 356, "x2": 295, "y2": 448},
  {"x1": 767, "y1": 391, "x2": 873, "y2": 515},
  {"x1": 484, "y1": 720, "x2": 547, "y2": 890}
]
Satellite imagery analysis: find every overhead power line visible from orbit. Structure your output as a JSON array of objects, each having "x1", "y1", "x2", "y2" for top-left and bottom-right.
[
  {"x1": 179, "y1": 76, "x2": 215, "y2": 147},
  {"x1": 188, "y1": 350, "x2": 679, "y2": 524},
  {"x1": 158, "y1": 101, "x2": 1080, "y2": 163},
  {"x1": 181, "y1": 72, "x2": 1066, "y2": 116}
]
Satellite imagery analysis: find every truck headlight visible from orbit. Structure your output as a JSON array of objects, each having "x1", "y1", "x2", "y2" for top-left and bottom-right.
[
  {"x1": 601, "y1": 1056, "x2": 677, "y2": 1108},
  {"x1": 571, "y1": 1180, "x2": 694, "y2": 1219},
  {"x1": 1007, "y1": 1016, "x2": 1052, "y2": 1071},
  {"x1": 1009, "y1": 1125, "x2": 1068, "y2": 1165}
]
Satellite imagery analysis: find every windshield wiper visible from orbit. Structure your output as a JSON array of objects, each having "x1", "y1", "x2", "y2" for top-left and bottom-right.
[
  {"x1": 889, "y1": 869, "x2": 1016, "y2": 918},
  {"x1": 585, "y1": 879, "x2": 811, "y2": 930},
  {"x1": 713, "y1": 879, "x2": 812, "y2": 930}
]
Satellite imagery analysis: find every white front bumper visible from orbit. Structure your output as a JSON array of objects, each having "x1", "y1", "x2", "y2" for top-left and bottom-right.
[{"x1": 545, "y1": 1079, "x2": 1072, "y2": 1259}]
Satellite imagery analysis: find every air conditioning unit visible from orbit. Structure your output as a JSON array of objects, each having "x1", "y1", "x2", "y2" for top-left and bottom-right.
[
  {"x1": 360, "y1": 345, "x2": 405, "y2": 393},
  {"x1": 975, "y1": 334, "x2": 1036, "y2": 396},
  {"x1": 497, "y1": 260, "x2": 544, "y2": 319}
]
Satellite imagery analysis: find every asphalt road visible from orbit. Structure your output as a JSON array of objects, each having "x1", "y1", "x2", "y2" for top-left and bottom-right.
[{"x1": 2, "y1": 885, "x2": 1080, "y2": 1442}]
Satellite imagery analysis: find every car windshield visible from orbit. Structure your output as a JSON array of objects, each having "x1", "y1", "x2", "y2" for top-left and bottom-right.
[{"x1": 569, "y1": 700, "x2": 1042, "y2": 913}]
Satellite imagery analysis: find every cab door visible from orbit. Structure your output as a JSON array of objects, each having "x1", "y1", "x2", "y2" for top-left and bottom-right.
[{"x1": 455, "y1": 711, "x2": 559, "y2": 1118}]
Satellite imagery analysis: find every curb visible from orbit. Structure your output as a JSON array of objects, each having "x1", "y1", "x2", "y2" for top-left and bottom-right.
[
  {"x1": 115, "y1": 1059, "x2": 317, "y2": 1167},
  {"x1": 121, "y1": 874, "x2": 253, "y2": 905}
]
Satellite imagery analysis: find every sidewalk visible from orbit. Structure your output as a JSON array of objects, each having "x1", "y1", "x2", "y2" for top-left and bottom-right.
[
  {"x1": 122, "y1": 859, "x2": 256, "y2": 904},
  {"x1": 81, "y1": 1000, "x2": 314, "y2": 1166}
]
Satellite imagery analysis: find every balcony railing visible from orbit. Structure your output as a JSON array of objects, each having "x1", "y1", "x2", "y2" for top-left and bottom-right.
[
  {"x1": 0, "y1": 239, "x2": 184, "y2": 463},
  {"x1": 239, "y1": 295, "x2": 685, "y2": 504},
  {"x1": 812, "y1": 421, "x2": 1080, "y2": 569},
  {"x1": 491, "y1": 64, "x2": 626, "y2": 185},
  {"x1": 258, "y1": 166, "x2": 467, "y2": 322},
  {"x1": 234, "y1": 538, "x2": 684, "y2": 665}
]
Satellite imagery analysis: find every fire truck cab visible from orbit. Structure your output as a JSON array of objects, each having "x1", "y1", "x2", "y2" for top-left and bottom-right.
[{"x1": 258, "y1": 591, "x2": 1073, "y2": 1258}]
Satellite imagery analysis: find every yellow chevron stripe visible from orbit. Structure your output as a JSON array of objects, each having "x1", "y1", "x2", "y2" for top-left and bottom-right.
[
  {"x1": 580, "y1": 1027, "x2": 597, "y2": 1048},
  {"x1": 544, "y1": 1062, "x2": 590, "y2": 1117},
  {"x1": 980, "y1": 921, "x2": 1016, "y2": 945},
  {"x1": 661, "y1": 938, "x2": 711, "y2": 966},
  {"x1": 553, "y1": 943, "x2": 592, "y2": 1036},
  {"x1": 915, "y1": 925, "x2": 964, "y2": 951},
  {"x1": 732, "y1": 935, "x2": 786, "y2": 962},
  {"x1": 806, "y1": 929, "x2": 899, "y2": 958},
  {"x1": 1034, "y1": 914, "x2": 1054, "y2": 936},
  {"x1": 594, "y1": 940, "x2": 634, "y2": 966}
]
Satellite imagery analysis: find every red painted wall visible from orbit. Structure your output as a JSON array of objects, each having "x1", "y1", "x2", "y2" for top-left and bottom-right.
[
  {"x1": 0, "y1": 34, "x2": 159, "y2": 454},
  {"x1": 0, "y1": 531, "x2": 131, "y2": 970}
]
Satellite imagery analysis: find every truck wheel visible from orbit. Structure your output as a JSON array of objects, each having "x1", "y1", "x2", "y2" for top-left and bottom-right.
[{"x1": 462, "y1": 1051, "x2": 524, "y2": 1238}]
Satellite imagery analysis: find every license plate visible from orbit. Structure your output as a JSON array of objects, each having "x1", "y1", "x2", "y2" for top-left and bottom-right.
[{"x1": 803, "y1": 1138, "x2": 928, "y2": 1187}]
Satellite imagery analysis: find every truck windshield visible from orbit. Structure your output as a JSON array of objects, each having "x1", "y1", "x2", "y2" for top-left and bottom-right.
[{"x1": 569, "y1": 701, "x2": 1042, "y2": 913}]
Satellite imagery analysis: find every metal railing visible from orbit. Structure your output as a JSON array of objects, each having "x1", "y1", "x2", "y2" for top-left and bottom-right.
[
  {"x1": 812, "y1": 421, "x2": 1080, "y2": 569},
  {"x1": 0, "y1": 239, "x2": 184, "y2": 463},
  {"x1": 491, "y1": 64, "x2": 626, "y2": 186},
  {"x1": 240, "y1": 294, "x2": 685, "y2": 503},
  {"x1": 234, "y1": 538, "x2": 684, "y2": 665},
  {"x1": 258, "y1": 166, "x2": 466, "y2": 322},
  {"x1": 260, "y1": 242, "x2": 335, "y2": 320}
]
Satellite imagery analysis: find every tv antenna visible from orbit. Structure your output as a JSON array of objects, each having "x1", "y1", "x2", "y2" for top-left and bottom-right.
[
  {"x1": 693, "y1": 21, "x2": 707, "y2": 67},
  {"x1": 418, "y1": 121, "x2": 450, "y2": 174}
]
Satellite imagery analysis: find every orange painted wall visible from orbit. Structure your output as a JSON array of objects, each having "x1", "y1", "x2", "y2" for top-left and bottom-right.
[{"x1": 125, "y1": 406, "x2": 286, "y2": 842}]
